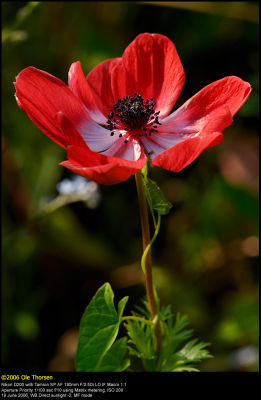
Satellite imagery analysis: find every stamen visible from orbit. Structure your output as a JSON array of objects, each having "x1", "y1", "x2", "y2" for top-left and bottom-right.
[{"x1": 106, "y1": 93, "x2": 161, "y2": 139}]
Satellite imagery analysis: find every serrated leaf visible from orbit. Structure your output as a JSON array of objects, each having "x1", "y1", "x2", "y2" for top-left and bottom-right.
[
  {"x1": 178, "y1": 339, "x2": 213, "y2": 363},
  {"x1": 125, "y1": 318, "x2": 155, "y2": 361},
  {"x1": 158, "y1": 311, "x2": 212, "y2": 372},
  {"x1": 142, "y1": 177, "x2": 173, "y2": 215},
  {"x1": 160, "y1": 313, "x2": 193, "y2": 362},
  {"x1": 124, "y1": 302, "x2": 156, "y2": 364},
  {"x1": 173, "y1": 366, "x2": 199, "y2": 372},
  {"x1": 172, "y1": 314, "x2": 193, "y2": 342},
  {"x1": 75, "y1": 283, "x2": 129, "y2": 372}
]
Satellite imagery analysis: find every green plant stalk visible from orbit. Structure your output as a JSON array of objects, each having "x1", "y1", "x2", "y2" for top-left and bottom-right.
[
  {"x1": 135, "y1": 171, "x2": 162, "y2": 355},
  {"x1": 141, "y1": 213, "x2": 161, "y2": 274}
]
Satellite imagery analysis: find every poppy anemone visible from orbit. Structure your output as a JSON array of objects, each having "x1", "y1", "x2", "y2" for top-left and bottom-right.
[{"x1": 15, "y1": 33, "x2": 251, "y2": 185}]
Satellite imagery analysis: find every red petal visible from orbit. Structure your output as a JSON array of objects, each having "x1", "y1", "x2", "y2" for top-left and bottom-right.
[
  {"x1": 57, "y1": 114, "x2": 146, "y2": 184},
  {"x1": 85, "y1": 58, "x2": 122, "y2": 118},
  {"x1": 60, "y1": 145, "x2": 146, "y2": 185},
  {"x1": 111, "y1": 33, "x2": 185, "y2": 118},
  {"x1": 56, "y1": 112, "x2": 87, "y2": 147},
  {"x1": 57, "y1": 108, "x2": 119, "y2": 153},
  {"x1": 151, "y1": 76, "x2": 251, "y2": 172},
  {"x1": 68, "y1": 61, "x2": 107, "y2": 124},
  {"x1": 141, "y1": 105, "x2": 231, "y2": 161},
  {"x1": 152, "y1": 132, "x2": 223, "y2": 172},
  {"x1": 164, "y1": 76, "x2": 251, "y2": 126},
  {"x1": 15, "y1": 67, "x2": 89, "y2": 148},
  {"x1": 102, "y1": 134, "x2": 145, "y2": 161}
]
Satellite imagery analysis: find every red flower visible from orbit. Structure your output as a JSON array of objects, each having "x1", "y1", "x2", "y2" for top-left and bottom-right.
[{"x1": 15, "y1": 33, "x2": 251, "y2": 185}]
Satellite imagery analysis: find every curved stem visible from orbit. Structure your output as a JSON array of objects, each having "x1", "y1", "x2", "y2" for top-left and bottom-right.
[
  {"x1": 141, "y1": 213, "x2": 161, "y2": 274},
  {"x1": 135, "y1": 171, "x2": 162, "y2": 355}
]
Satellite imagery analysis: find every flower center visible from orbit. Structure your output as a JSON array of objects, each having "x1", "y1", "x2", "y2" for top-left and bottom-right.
[{"x1": 106, "y1": 93, "x2": 161, "y2": 143}]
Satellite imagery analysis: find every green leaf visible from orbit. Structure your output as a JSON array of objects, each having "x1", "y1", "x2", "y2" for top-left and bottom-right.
[
  {"x1": 124, "y1": 301, "x2": 156, "y2": 366},
  {"x1": 125, "y1": 318, "x2": 155, "y2": 361},
  {"x1": 96, "y1": 337, "x2": 130, "y2": 372},
  {"x1": 159, "y1": 313, "x2": 193, "y2": 370},
  {"x1": 142, "y1": 176, "x2": 173, "y2": 216},
  {"x1": 159, "y1": 311, "x2": 212, "y2": 372},
  {"x1": 177, "y1": 339, "x2": 212, "y2": 363},
  {"x1": 75, "y1": 283, "x2": 129, "y2": 372},
  {"x1": 118, "y1": 296, "x2": 129, "y2": 319}
]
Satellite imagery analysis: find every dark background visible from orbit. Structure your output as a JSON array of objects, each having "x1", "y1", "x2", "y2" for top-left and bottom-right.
[{"x1": 2, "y1": 1, "x2": 259, "y2": 372}]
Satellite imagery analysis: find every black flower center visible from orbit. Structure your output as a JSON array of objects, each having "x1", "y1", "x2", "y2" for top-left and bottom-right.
[{"x1": 106, "y1": 93, "x2": 161, "y2": 143}]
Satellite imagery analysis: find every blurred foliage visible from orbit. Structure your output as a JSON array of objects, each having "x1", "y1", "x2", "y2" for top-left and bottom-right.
[
  {"x1": 2, "y1": 1, "x2": 258, "y2": 371},
  {"x1": 140, "y1": 2, "x2": 259, "y2": 23}
]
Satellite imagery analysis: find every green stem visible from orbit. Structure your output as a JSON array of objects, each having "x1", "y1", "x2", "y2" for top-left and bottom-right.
[
  {"x1": 141, "y1": 213, "x2": 161, "y2": 274},
  {"x1": 135, "y1": 171, "x2": 162, "y2": 355}
]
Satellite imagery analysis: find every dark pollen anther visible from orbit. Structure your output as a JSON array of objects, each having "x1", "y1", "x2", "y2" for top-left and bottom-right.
[{"x1": 106, "y1": 93, "x2": 161, "y2": 141}]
